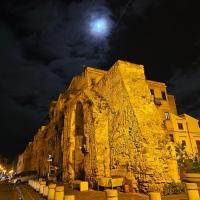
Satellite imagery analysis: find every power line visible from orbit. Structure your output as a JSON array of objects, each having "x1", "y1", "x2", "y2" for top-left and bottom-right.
[{"x1": 116, "y1": 0, "x2": 135, "y2": 27}]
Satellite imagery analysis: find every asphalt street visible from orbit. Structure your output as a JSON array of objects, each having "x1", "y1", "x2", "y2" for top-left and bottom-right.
[
  {"x1": 0, "y1": 181, "x2": 189, "y2": 200},
  {"x1": 0, "y1": 182, "x2": 44, "y2": 200},
  {"x1": 0, "y1": 182, "x2": 19, "y2": 200}
]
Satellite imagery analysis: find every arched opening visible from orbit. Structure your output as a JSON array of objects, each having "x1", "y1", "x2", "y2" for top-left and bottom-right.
[{"x1": 74, "y1": 101, "x2": 85, "y2": 179}]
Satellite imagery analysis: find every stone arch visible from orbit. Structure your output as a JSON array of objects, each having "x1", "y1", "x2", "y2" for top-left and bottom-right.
[
  {"x1": 63, "y1": 97, "x2": 92, "y2": 181},
  {"x1": 63, "y1": 92, "x2": 110, "y2": 181}
]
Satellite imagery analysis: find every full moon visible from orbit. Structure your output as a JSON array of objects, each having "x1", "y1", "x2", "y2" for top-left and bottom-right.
[{"x1": 89, "y1": 17, "x2": 109, "y2": 37}]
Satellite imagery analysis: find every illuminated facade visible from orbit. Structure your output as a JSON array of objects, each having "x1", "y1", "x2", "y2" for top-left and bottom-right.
[
  {"x1": 17, "y1": 60, "x2": 190, "y2": 192},
  {"x1": 147, "y1": 80, "x2": 200, "y2": 155}
]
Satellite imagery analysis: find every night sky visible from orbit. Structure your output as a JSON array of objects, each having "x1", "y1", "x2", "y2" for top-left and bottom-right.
[{"x1": 0, "y1": 0, "x2": 200, "y2": 159}]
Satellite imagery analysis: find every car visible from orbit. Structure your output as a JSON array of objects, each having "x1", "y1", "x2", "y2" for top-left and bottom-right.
[
  {"x1": 0, "y1": 176, "x2": 6, "y2": 181},
  {"x1": 10, "y1": 171, "x2": 37, "y2": 184}
]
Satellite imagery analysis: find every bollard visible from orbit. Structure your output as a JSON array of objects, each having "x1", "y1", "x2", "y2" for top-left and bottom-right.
[
  {"x1": 55, "y1": 186, "x2": 64, "y2": 200},
  {"x1": 32, "y1": 181, "x2": 35, "y2": 190},
  {"x1": 105, "y1": 190, "x2": 118, "y2": 200},
  {"x1": 40, "y1": 181, "x2": 46, "y2": 185},
  {"x1": 39, "y1": 178, "x2": 43, "y2": 182},
  {"x1": 64, "y1": 195, "x2": 75, "y2": 200},
  {"x1": 31, "y1": 180, "x2": 34, "y2": 188},
  {"x1": 35, "y1": 181, "x2": 40, "y2": 192},
  {"x1": 39, "y1": 181, "x2": 46, "y2": 194},
  {"x1": 124, "y1": 184, "x2": 129, "y2": 193},
  {"x1": 80, "y1": 182, "x2": 88, "y2": 191},
  {"x1": 48, "y1": 184, "x2": 56, "y2": 200},
  {"x1": 33, "y1": 181, "x2": 37, "y2": 190},
  {"x1": 28, "y1": 180, "x2": 31, "y2": 187},
  {"x1": 149, "y1": 192, "x2": 161, "y2": 200},
  {"x1": 30, "y1": 180, "x2": 33, "y2": 188},
  {"x1": 186, "y1": 183, "x2": 200, "y2": 200},
  {"x1": 43, "y1": 186, "x2": 49, "y2": 197}
]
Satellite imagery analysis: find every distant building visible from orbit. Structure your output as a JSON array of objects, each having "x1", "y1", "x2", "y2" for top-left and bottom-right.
[
  {"x1": 147, "y1": 80, "x2": 200, "y2": 155},
  {"x1": 16, "y1": 154, "x2": 24, "y2": 173}
]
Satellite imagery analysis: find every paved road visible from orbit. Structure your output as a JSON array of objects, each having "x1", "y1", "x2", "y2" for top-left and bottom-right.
[
  {"x1": 63, "y1": 186, "x2": 188, "y2": 200},
  {"x1": 0, "y1": 182, "x2": 19, "y2": 200},
  {"x1": 0, "y1": 181, "x2": 44, "y2": 200},
  {"x1": 0, "y1": 181, "x2": 188, "y2": 200}
]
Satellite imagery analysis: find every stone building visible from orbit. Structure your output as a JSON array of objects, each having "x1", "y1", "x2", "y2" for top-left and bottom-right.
[
  {"x1": 61, "y1": 60, "x2": 181, "y2": 192},
  {"x1": 170, "y1": 114, "x2": 200, "y2": 154},
  {"x1": 16, "y1": 142, "x2": 33, "y2": 173},
  {"x1": 18, "y1": 60, "x2": 185, "y2": 192},
  {"x1": 16, "y1": 154, "x2": 24, "y2": 173},
  {"x1": 147, "y1": 80, "x2": 200, "y2": 155},
  {"x1": 16, "y1": 99, "x2": 65, "y2": 177}
]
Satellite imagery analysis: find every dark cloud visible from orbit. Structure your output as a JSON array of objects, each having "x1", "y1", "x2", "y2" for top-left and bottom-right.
[
  {"x1": 0, "y1": 22, "x2": 65, "y2": 158},
  {"x1": 130, "y1": 0, "x2": 163, "y2": 17},
  {"x1": 107, "y1": 1, "x2": 200, "y2": 85},
  {"x1": 104, "y1": 0, "x2": 200, "y2": 122},
  {"x1": 168, "y1": 61, "x2": 200, "y2": 117},
  {"x1": 0, "y1": 0, "x2": 115, "y2": 158}
]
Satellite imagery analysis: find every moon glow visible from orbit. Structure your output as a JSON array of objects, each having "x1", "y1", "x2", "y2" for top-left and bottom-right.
[{"x1": 89, "y1": 17, "x2": 110, "y2": 37}]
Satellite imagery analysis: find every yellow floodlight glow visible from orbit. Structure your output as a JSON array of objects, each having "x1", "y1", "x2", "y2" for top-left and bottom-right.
[{"x1": 9, "y1": 170, "x2": 14, "y2": 174}]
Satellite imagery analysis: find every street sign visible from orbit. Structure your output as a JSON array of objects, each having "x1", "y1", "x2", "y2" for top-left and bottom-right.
[{"x1": 47, "y1": 155, "x2": 53, "y2": 162}]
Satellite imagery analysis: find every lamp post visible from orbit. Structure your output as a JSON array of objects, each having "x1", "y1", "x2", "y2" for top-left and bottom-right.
[{"x1": 47, "y1": 155, "x2": 53, "y2": 179}]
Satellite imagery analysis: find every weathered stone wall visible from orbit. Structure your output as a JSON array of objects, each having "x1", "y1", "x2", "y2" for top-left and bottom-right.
[
  {"x1": 19, "y1": 60, "x2": 179, "y2": 192},
  {"x1": 91, "y1": 60, "x2": 179, "y2": 191},
  {"x1": 61, "y1": 60, "x2": 179, "y2": 192},
  {"x1": 94, "y1": 61, "x2": 141, "y2": 178},
  {"x1": 17, "y1": 93, "x2": 66, "y2": 177},
  {"x1": 62, "y1": 90, "x2": 110, "y2": 181},
  {"x1": 16, "y1": 154, "x2": 24, "y2": 173},
  {"x1": 118, "y1": 61, "x2": 179, "y2": 190}
]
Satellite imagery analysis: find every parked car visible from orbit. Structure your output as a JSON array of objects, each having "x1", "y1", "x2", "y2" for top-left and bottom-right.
[
  {"x1": 0, "y1": 176, "x2": 7, "y2": 181},
  {"x1": 10, "y1": 171, "x2": 37, "y2": 184}
]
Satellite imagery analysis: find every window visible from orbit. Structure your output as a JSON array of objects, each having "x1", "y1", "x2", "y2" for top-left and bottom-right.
[
  {"x1": 169, "y1": 134, "x2": 174, "y2": 142},
  {"x1": 91, "y1": 78, "x2": 96, "y2": 85},
  {"x1": 196, "y1": 141, "x2": 200, "y2": 153},
  {"x1": 165, "y1": 112, "x2": 170, "y2": 120},
  {"x1": 161, "y1": 91, "x2": 167, "y2": 100},
  {"x1": 178, "y1": 123, "x2": 183, "y2": 130},
  {"x1": 182, "y1": 140, "x2": 186, "y2": 148},
  {"x1": 150, "y1": 89, "x2": 154, "y2": 95}
]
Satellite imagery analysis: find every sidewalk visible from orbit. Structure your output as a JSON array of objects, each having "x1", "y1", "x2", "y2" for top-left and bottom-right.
[
  {"x1": 26, "y1": 179, "x2": 189, "y2": 200},
  {"x1": 59, "y1": 183, "x2": 188, "y2": 200}
]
